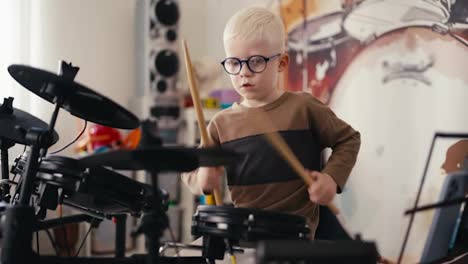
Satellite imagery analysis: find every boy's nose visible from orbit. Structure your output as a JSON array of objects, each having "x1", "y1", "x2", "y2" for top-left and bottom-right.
[{"x1": 239, "y1": 62, "x2": 253, "y2": 77}]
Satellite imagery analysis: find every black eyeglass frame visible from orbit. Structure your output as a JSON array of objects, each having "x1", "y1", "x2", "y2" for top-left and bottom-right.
[{"x1": 220, "y1": 53, "x2": 281, "y2": 75}]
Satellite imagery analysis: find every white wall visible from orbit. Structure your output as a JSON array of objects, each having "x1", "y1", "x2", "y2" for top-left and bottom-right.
[
  {"x1": 27, "y1": 0, "x2": 138, "y2": 157},
  {"x1": 180, "y1": 0, "x2": 276, "y2": 61},
  {"x1": 10, "y1": 0, "x2": 139, "y2": 256}
]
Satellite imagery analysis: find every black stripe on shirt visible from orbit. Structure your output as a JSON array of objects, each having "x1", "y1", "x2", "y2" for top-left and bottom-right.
[{"x1": 222, "y1": 129, "x2": 322, "y2": 186}]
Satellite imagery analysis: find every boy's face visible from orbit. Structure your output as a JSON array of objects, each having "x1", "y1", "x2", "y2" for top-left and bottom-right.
[{"x1": 224, "y1": 38, "x2": 288, "y2": 107}]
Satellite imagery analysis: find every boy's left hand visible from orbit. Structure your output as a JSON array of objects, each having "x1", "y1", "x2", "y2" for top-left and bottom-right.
[{"x1": 306, "y1": 170, "x2": 337, "y2": 205}]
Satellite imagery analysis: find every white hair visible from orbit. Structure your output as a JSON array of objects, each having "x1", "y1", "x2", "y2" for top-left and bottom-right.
[{"x1": 223, "y1": 7, "x2": 286, "y2": 52}]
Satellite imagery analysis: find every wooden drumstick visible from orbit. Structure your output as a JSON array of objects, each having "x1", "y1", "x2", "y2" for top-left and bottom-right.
[
  {"x1": 182, "y1": 39, "x2": 223, "y2": 206},
  {"x1": 263, "y1": 132, "x2": 341, "y2": 215}
]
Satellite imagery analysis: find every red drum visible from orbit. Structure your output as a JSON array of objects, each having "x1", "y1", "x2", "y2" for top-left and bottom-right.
[
  {"x1": 330, "y1": 24, "x2": 468, "y2": 262},
  {"x1": 287, "y1": 11, "x2": 362, "y2": 103}
]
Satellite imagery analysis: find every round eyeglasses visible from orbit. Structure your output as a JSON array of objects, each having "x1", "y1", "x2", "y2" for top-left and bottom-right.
[{"x1": 220, "y1": 54, "x2": 281, "y2": 75}]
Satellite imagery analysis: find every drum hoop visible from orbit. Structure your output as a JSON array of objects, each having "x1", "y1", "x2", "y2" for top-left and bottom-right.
[
  {"x1": 194, "y1": 213, "x2": 309, "y2": 232},
  {"x1": 358, "y1": 22, "x2": 452, "y2": 46},
  {"x1": 289, "y1": 11, "x2": 345, "y2": 38},
  {"x1": 195, "y1": 205, "x2": 307, "y2": 224},
  {"x1": 343, "y1": 0, "x2": 451, "y2": 23},
  {"x1": 342, "y1": 0, "x2": 451, "y2": 43},
  {"x1": 289, "y1": 35, "x2": 353, "y2": 53},
  {"x1": 192, "y1": 223, "x2": 309, "y2": 241},
  {"x1": 288, "y1": 11, "x2": 352, "y2": 53}
]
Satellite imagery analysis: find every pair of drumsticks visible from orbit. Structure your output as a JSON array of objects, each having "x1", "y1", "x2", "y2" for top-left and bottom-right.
[{"x1": 182, "y1": 40, "x2": 340, "y2": 214}]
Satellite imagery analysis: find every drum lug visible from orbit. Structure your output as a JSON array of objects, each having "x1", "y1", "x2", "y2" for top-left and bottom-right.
[{"x1": 432, "y1": 23, "x2": 449, "y2": 34}]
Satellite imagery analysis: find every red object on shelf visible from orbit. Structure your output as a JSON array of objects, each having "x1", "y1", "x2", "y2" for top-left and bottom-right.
[
  {"x1": 183, "y1": 93, "x2": 194, "y2": 108},
  {"x1": 88, "y1": 124, "x2": 122, "y2": 150}
]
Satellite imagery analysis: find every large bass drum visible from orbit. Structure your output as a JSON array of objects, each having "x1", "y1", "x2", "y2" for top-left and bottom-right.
[{"x1": 329, "y1": 24, "x2": 468, "y2": 262}]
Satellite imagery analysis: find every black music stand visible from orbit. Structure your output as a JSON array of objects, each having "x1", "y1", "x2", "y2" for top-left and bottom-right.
[
  {"x1": 419, "y1": 169, "x2": 468, "y2": 263},
  {"x1": 398, "y1": 133, "x2": 468, "y2": 264}
]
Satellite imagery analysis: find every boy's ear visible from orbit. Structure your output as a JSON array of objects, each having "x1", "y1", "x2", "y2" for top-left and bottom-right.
[{"x1": 278, "y1": 53, "x2": 289, "y2": 72}]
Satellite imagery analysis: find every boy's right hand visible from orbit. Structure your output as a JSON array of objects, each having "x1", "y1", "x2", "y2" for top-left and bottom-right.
[{"x1": 197, "y1": 166, "x2": 224, "y2": 194}]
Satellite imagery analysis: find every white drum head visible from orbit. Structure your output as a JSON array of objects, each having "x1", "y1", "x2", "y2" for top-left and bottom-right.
[
  {"x1": 329, "y1": 26, "x2": 468, "y2": 262},
  {"x1": 343, "y1": 0, "x2": 450, "y2": 41}
]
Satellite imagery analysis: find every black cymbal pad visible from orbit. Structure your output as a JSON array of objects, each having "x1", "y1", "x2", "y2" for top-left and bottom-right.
[
  {"x1": 8, "y1": 64, "x2": 140, "y2": 129},
  {"x1": 0, "y1": 106, "x2": 59, "y2": 146}
]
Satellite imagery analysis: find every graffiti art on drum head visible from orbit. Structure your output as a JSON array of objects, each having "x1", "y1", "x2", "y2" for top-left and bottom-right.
[
  {"x1": 329, "y1": 25, "x2": 468, "y2": 262},
  {"x1": 279, "y1": 0, "x2": 468, "y2": 262},
  {"x1": 286, "y1": 11, "x2": 362, "y2": 103}
]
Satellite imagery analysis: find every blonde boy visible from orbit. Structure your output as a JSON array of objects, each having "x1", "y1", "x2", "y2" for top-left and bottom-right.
[{"x1": 182, "y1": 7, "x2": 360, "y2": 238}]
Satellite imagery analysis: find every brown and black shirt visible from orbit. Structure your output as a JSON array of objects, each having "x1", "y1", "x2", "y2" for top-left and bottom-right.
[{"x1": 182, "y1": 91, "x2": 360, "y2": 237}]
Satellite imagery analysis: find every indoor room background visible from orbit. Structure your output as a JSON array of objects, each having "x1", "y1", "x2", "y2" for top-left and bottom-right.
[{"x1": 0, "y1": 0, "x2": 467, "y2": 263}]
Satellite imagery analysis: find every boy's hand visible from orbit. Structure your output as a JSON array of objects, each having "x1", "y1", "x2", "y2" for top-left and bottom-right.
[
  {"x1": 197, "y1": 166, "x2": 224, "y2": 194},
  {"x1": 306, "y1": 170, "x2": 337, "y2": 205}
]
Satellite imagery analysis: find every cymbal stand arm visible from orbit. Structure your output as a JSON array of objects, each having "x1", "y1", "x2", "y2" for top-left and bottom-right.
[
  {"x1": 48, "y1": 98, "x2": 62, "y2": 137},
  {"x1": 41, "y1": 97, "x2": 63, "y2": 157}
]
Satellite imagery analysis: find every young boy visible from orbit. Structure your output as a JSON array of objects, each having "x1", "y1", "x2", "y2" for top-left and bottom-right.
[{"x1": 182, "y1": 6, "x2": 360, "y2": 238}]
